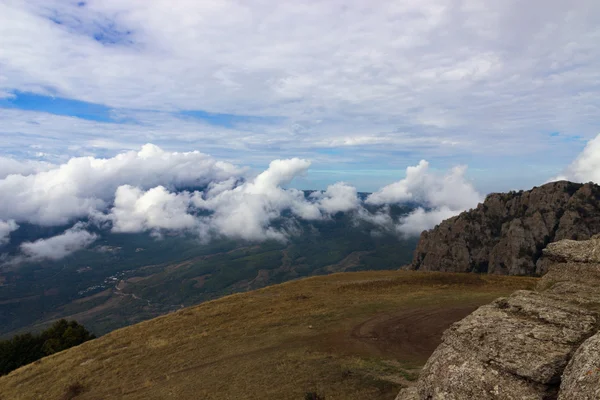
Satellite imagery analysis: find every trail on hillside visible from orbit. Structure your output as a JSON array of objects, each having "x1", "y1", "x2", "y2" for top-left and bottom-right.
[
  {"x1": 350, "y1": 306, "x2": 478, "y2": 362},
  {"x1": 315, "y1": 305, "x2": 479, "y2": 363}
]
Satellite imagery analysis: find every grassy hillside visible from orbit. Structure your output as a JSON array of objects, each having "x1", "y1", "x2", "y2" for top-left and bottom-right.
[{"x1": 0, "y1": 270, "x2": 537, "y2": 400}]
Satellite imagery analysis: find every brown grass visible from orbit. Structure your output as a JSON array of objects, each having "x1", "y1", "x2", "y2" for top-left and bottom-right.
[{"x1": 0, "y1": 270, "x2": 537, "y2": 400}]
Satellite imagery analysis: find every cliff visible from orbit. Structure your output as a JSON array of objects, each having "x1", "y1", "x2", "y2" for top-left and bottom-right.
[
  {"x1": 410, "y1": 180, "x2": 600, "y2": 275},
  {"x1": 397, "y1": 235, "x2": 600, "y2": 399}
]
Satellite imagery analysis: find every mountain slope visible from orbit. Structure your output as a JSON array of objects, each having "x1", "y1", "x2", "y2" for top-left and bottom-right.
[
  {"x1": 0, "y1": 209, "x2": 418, "y2": 338},
  {"x1": 410, "y1": 181, "x2": 600, "y2": 275},
  {"x1": 0, "y1": 270, "x2": 535, "y2": 400}
]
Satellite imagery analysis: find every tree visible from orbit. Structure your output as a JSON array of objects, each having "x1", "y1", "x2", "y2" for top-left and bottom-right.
[{"x1": 0, "y1": 319, "x2": 95, "y2": 376}]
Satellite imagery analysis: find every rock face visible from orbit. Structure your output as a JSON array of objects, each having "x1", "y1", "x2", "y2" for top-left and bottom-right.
[
  {"x1": 410, "y1": 180, "x2": 600, "y2": 276},
  {"x1": 558, "y1": 332, "x2": 600, "y2": 400},
  {"x1": 396, "y1": 236, "x2": 600, "y2": 400}
]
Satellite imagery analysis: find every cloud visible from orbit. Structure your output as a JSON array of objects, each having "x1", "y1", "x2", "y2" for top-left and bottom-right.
[
  {"x1": 191, "y1": 158, "x2": 321, "y2": 241},
  {"x1": 367, "y1": 160, "x2": 482, "y2": 236},
  {"x1": 109, "y1": 185, "x2": 198, "y2": 233},
  {"x1": 0, "y1": 144, "x2": 487, "y2": 261},
  {"x1": 395, "y1": 207, "x2": 459, "y2": 236},
  {"x1": 19, "y1": 223, "x2": 98, "y2": 261},
  {"x1": 103, "y1": 156, "x2": 342, "y2": 241},
  {"x1": 106, "y1": 153, "x2": 481, "y2": 242},
  {"x1": 310, "y1": 182, "x2": 360, "y2": 215},
  {"x1": 1, "y1": 0, "x2": 599, "y2": 190},
  {"x1": 0, "y1": 220, "x2": 18, "y2": 245},
  {"x1": 105, "y1": 157, "x2": 380, "y2": 242},
  {"x1": 0, "y1": 156, "x2": 54, "y2": 179},
  {"x1": 552, "y1": 133, "x2": 600, "y2": 183},
  {"x1": 366, "y1": 160, "x2": 481, "y2": 210},
  {"x1": 0, "y1": 144, "x2": 243, "y2": 226}
]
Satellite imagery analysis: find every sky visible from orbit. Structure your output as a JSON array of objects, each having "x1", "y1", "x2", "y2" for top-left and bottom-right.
[
  {"x1": 1, "y1": 1, "x2": 600, "y2": 261},
  {"x1": 0, "y1": 0, "x2": 599, "y2": 193}
]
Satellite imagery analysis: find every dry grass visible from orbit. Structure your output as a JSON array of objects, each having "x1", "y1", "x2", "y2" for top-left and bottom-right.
[{"x1": 0, "y1": 270, "x2": 537, "y2": 400}]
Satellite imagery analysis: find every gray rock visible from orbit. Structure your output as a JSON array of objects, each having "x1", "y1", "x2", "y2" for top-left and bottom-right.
[
  {"x1": 542, "y1": 236, "x2": 600, "y2": 263},
  {"x1": 410, "y1": 181, "x2": 600, "y2": 276},
  {"x1": 395, "y1": 387, "x2": 418, "y2": 400},
  {"x1": 558, "y1": 332, "x2": 600, "y2": 400},
  {"x1": 396, "y1": 236, "x2": 600, "y2": 399},
  {"x1": 413, "y1": 345, "x2": 551, "y2": 400}
]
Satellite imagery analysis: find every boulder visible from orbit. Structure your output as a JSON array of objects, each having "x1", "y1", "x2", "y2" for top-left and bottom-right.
[
  {"x1": 558, "y1": 332, "x2": 600, "y2": 400},
  {"x1": 397, "y1": 236, "x2": 600, "y2": 399}
]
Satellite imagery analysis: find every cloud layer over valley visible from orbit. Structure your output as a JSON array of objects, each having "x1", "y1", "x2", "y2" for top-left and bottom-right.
[
  {"x1": 2, "y1": 130, "x2": 600, "y2": 263},
  {"x1": 0, "y1": 144, "x2": 486, "y2": 262},
  {"x1": 2, "y1": 0, "x2": 600, "y2": 265}
]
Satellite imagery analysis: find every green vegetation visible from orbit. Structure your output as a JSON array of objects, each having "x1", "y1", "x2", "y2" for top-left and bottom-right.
[{"x1": 0, "y1": 319, "x2": 95, "y2": 376}]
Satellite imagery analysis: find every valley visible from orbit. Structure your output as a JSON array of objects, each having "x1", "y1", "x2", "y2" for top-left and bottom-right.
[{"x1": 0, "y1": 207, "x2": 418, "y2": 337}]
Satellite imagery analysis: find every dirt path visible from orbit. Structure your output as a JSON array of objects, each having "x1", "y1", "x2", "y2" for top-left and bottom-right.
[
  {"x1": 349, "y1": 305, "x2": 479, "y2": 362},
  {"x1": 313, "y1": 305, "x2": 480, "y2": 364}
]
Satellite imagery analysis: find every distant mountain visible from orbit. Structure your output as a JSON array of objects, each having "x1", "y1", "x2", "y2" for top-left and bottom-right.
[
  {"x1": 410, "y1": 181, "x2": 600, "y2": 275},
  {"x1": 0, "y1": 204, "x2": 419, "y2": 337}
]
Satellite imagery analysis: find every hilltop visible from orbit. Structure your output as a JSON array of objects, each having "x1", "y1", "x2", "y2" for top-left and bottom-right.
[{"x1": 0, "y1": 270, "x2": 535, "y2": 400}]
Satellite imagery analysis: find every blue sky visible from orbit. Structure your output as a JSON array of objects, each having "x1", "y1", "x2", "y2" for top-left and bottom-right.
[{"x1": 1, "y1": 0, "x2": 599, "y2": 193}]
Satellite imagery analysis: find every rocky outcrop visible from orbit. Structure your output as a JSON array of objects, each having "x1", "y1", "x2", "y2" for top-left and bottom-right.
[
  {"x1": 410, "y1": 181, "x2": 600, "y2": 276},
  {"x1": 396, "y1": 236, "x2": 600, "y2": 400},
  {"x1": 558, "y1": 331, "x2": 600, "y2": 400}
]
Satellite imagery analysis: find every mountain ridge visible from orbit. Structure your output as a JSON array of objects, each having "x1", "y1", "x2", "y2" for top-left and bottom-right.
[{"x1": 409, "y1": 180, "x2": 600, "y2": 275}]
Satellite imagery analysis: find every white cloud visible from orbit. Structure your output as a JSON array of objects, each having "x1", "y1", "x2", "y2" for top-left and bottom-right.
[
  {"x1": 192, "y1": 158, "x2": 320, "y2": 241},
  {"x1": 367, "y1": 160, "x2": 482, "y2": 209},
  {"x1": 310, "y1": 182, "x2": 360, "y2": 215},
  {"x1": 395, "y1": 207, "x2": 459, "y2": 236},
  {"x1": 109, "y1": 185, "x2": 198, "y2": 233},
  {"x1": 106, "y1": 157, "x2": 376, "y2": 242},
  {"x1": 0, "y1": 144, "x2": 489, "y2": 261},
  {"x1": 100, "y1": 157, "x2": 323, "y2": 241},
  {"x1": 0, "y1": 144, "x2": 243, "y2": 226},
  {"x1": 552, "y1": 133, "x2": 600, "y2": 183},
  {"x1": 105, "y1": 154, "x2": 482, "y2": 242},
  {"x1": 367, "y1": 160, "x2": 482, "y2": 236},
  {"x1": 0, "y1": 220, "x2": 18, "y2": 245},
  {"x1": 0, "y1": 0, "x2": 599, "y2": 181},
  {"x1": 19, "y1": 223, "x2": 98, "y2": 261},
  {"x1": 0, "y1": 156, "x2": 54, "y2": 179}
]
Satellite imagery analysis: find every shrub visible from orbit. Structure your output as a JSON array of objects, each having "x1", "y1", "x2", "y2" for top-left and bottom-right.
[
  {"x1": 61, "y1": 382, "x2": 85, "y2": 400},
  {"x1": 0, "y1": 320, "x2": 95, "y2": 376}
]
